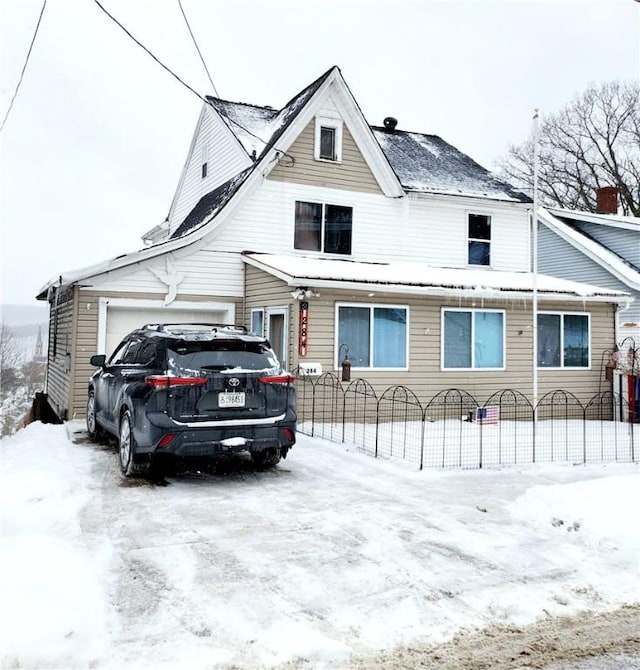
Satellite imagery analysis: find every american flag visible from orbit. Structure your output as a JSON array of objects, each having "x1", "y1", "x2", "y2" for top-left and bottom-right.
[{"x1": 476, "y1": 405, "x2": 500, "y2": 425}]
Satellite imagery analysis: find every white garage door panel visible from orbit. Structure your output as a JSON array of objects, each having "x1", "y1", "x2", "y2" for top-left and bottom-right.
[{"x1": 106, "y1": 307, "x2": 226, "y2": 358}]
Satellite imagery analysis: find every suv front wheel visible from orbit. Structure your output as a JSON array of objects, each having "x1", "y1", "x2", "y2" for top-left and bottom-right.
[{"x1": 119, "y1": 410, "x2": 148, "y2": 477}]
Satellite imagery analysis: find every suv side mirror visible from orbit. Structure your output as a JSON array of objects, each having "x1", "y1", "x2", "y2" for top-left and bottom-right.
[{"x1": 90, "y1": 354, "x2": 107, "y2": 368}]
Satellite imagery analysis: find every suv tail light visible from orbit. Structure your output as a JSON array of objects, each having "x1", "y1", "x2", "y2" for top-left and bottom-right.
[
  {"x1": 259, "y1": 374, "x2": 296, "y2": 385},
  {"x1": 145, "y1": 375, "x2": 207, "y2": 388}
]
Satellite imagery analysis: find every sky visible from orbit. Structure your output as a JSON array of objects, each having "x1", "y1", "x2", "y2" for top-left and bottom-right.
[
  {"x1": 1, "y1": 0, "x2": 638, "y2": 307},
  {"x1": 2, "y1": 420, "x2": 638, "y2": 667}
]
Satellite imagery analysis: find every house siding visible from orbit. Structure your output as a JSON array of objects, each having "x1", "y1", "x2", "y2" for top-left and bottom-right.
[
  {"x1": 45, "y1": 286, "x2": 76, "y2": 420},
  {"x1": 244, "y1": 265, "x2": 617, "y2": 405},
  {"x1": 268, "y1": 121, "x2": 383, "y2": 194},
  {"x1": 207, "y1": 181, "x2": 531, "y2": 272},
  {"x1": 539, "y1": 224, "x2": 640, "y2": 340},
  {"x1": 569, "y1": 221, "x2": 640, "y2": 269},
  {"x1": 84, "y1": 250, "x2": 245, "y2": 297},
  {"x1": 168, "y1": 106, "x2": 251, "y2": 237}
]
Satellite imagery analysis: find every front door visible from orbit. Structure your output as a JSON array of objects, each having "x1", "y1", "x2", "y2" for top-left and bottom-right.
[{"x1": 267, "y1": 307, "x2": 288, "y2": 370}]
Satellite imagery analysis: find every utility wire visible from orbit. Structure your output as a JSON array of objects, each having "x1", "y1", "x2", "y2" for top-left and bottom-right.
[
  {"x1": 93, "y1": 0, "x2": 205, "y2": 103},
  {"x1": 92, "y1": 0, "x2": 290, "y2": 162},
  {"x1": 176, "y1": 0, "x2": 219, "y2": 98},
  {"x1": 0, "y1": 0, "x2": 47, "y2": 134}
]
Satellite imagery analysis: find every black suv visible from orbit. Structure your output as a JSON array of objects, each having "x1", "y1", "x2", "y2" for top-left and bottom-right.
[{"x1": 86, "y1": 324, "x2": 296, "y2": 476}]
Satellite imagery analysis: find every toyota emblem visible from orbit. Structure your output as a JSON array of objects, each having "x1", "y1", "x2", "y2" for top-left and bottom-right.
[{"x1": 228, "y1": 377, "x2": 240, "y2": 388}]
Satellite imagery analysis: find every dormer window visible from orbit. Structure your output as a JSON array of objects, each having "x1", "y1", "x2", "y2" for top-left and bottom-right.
[{"x1": 314, "y1": 116, "x2": 342, "y2": 162}]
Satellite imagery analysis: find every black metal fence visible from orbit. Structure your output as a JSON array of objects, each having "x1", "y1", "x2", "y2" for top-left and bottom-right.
[{"x1": 296, "y1": 373, "x2": 638, "y2": 470}]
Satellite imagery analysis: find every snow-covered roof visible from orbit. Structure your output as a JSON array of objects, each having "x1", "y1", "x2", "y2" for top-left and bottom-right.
[
  {"x1": 242, "y1": 252, "x2": 630, "y2": 303},
  {"x1": 204, "y1": 98, "x2": 530, "y2": 204},
  {"x1": 547, "y1": 207, "x2": 640, "y2": 232},
  {"x1": 539, "y1": 208, "x2": 640, "y2": 291},
  {"x1": 206, "y1": 67, "x2": 332, "y2": 163},
  {"x1": 371, "y1": 128, "x2": 530, "y2": 202},
  {"x1": 171, "y1": 168, "x2": 251, "y2": 239}
]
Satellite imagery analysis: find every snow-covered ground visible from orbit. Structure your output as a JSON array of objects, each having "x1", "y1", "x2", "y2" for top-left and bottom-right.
[{"x1": 1, "y1": 421, "x2": 638, "y2": 669}]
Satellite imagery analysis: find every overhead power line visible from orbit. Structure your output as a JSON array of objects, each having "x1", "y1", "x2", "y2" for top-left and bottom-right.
[
  {"x1": 0, "y1": 0, "x2": 48, "y2": 134},
  {"x1": 92, "y1": 0, "x2": 293, "y2": 163},
  {"x1": 93, "y1": 0, "x2": 205, "y2": 103},
  {"x1": 176, "y1": 0, "x2": 219, "y2": 97}
]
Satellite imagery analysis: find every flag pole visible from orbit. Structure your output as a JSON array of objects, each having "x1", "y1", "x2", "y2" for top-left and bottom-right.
[{"x1": 532, "y1": 109, "x2": 540, "y2": 410}]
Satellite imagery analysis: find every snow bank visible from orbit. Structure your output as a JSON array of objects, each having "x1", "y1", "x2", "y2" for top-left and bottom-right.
[{"x1": 0, "y1": 423, "x2": 112, "y2": 669}]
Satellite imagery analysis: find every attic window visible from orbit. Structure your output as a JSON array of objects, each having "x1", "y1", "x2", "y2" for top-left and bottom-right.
[
  {"x1": 314, "y1": 116, "x2": 342, "y2": 162},
  {"x1": 201, "y1": 143, "x2": 209, "y2": 179},
  {"x1": 319, "y1": 127, "x2": 336, "y2": 160}
]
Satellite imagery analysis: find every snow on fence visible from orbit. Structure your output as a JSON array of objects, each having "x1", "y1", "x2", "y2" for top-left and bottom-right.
[{"x1": 295, "y1": 372, "x2": 637, "y2": 470}]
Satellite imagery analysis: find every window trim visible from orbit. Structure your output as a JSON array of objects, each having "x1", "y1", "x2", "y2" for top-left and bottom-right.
[
  {"x1": 293, "y1": 200, "x2": 353, "y2": 256},
  {"x1": 334, "y1": 302, "x2": 409, "y2": 371},
  {"x1": 441, "y1": 307, "x2": 506, "y2": 371},
  {"x1": 537, "y1": 310, "x2": 591, "y2": 370},
  {"x1": 314, "y1": 116, "x2": 343, "y2": 163},
  {"x1": 467, "y1": 212, "x2": 492, "y2": 267}
]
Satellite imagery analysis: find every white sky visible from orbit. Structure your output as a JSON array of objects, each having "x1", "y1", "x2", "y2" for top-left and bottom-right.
[{"x1": 1, "y1": 0, "x2": 638, "y2": 307}]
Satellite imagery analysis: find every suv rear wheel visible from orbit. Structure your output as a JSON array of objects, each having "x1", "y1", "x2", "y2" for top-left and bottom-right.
[
  {"x1": 119, "y1": 410, "x2": 148, "y2": 477},
  {"x1": 86, "y1": 391, "x2": 107, "y2": 443},
  {"x1": 252, "y1": 447, "x2": 281, "y2": 470}
]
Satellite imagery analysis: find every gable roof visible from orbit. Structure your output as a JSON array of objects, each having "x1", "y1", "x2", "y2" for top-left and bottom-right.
[
  {"x1": 242, "y1": 252, "x2": 629, "y2": 303},
  {"x1": 538, "y1": 208, "x2": 640, "y2": 291},
  {"x1": 206, "y1": 67, "x2": 333, "y2": 164},
  {"x1": 201, "y1": 92, "x2": 530, "y2": 205},
  {"x1": 37, "y1": 67, "x2": 530, "y2": 297}
]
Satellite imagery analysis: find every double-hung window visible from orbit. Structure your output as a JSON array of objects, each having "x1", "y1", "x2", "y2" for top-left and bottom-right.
[
  {"x1": 538, "y1": 312, "x2": 590, "y2": 368},
  {"x1": 336, "y1": 304, "x2": 408, "y2": 369},
  {"x1": 468, "y1": 213, "x2": 491, "y2": 266},
  {"x1": 294, "y1": 201, "x2": 352, "y2": 255},
  {"x1": 442, "y1": 308, "x2": 505, "y2": 369}
]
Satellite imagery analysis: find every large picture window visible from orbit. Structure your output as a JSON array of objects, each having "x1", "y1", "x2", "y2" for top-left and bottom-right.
[
  {"x1": 336, "y1": 304, "x2": 408, "y2": 369},
  {"x1": 294, "y1": 201, "x2": 352, "y2": 255},
  {"x1": 538, "y1": 312, "x2": 589, "y2": 368},
  {"x1": 442, "y1": 309, "x2": 505, "y2": 369}
]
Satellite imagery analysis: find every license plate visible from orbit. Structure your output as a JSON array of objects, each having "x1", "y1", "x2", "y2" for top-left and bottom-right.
[{"x1": 218, "y1": 392, "x2": 245, "y2": 408}]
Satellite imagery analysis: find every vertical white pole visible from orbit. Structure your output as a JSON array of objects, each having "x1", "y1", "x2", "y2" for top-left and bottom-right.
[{"x1": 532, "y1": 110, "x2": 540, "y2": 410}]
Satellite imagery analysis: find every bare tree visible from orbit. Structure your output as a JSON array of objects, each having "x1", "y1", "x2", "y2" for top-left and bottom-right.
[
  {"x1": 0, "y1": 325, "x2": 24, "y2": 398},
  {"x1": 497, "y1": 81, "x2": 640, "y2": 216}
]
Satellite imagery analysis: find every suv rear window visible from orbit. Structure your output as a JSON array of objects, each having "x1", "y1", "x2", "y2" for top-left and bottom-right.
[{"x1": 167, "y1": 339, "x2": 280, "y2": 374}]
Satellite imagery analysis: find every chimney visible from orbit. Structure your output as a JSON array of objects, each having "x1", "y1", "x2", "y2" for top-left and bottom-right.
[{"x1": 595, "y1": 186, "x2": 618, "y2": 214}]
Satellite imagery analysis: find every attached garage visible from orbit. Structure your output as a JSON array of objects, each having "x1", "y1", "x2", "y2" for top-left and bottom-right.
[{"x1": 97, "y1": 298, "x2": 235, "y2": 358}]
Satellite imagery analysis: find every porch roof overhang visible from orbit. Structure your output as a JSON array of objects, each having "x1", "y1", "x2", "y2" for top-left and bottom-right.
[{"x1": 241, "y1": 253, "x2": 631, "y2": 305}]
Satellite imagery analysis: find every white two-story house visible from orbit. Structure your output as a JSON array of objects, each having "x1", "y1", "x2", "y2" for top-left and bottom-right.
[{"x1": 38, "y1": 66, "x2": 628, "y2": 420}]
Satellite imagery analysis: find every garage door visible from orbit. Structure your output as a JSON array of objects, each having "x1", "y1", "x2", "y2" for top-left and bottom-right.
[{"x1": 105, "y1": 305, "x2": 229, "y2": 358}]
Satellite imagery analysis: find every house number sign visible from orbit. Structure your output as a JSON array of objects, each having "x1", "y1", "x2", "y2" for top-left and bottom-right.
[{"x1": 299, "y1": 301, "x2": 309, "y2": 356}]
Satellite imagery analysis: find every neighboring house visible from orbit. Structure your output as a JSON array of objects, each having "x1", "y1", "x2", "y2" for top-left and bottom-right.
[
  {"x1": 37, "y1": 66, "x2": 629, "y2": 421},
  {"x1": 538, "y1": 201, "x2": 640, "y2": 346}
]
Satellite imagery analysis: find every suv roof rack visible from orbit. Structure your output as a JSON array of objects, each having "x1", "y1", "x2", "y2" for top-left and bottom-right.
[{"x1": 142, "y1": 323, "x2": 249, "y2": 334}]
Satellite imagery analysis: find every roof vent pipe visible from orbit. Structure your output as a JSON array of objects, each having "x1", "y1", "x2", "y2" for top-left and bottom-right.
[{"x1": 383, "y1": 117, "x2": 398, "y2": 132}]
